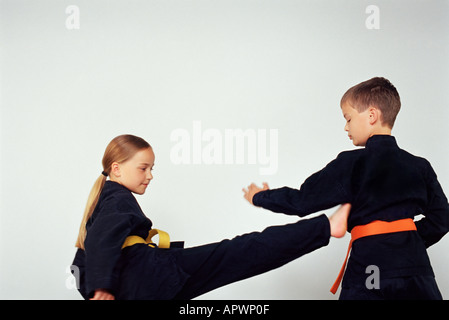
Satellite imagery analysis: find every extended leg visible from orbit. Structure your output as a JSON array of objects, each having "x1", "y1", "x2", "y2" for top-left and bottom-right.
[{"x1": 174, "y1": 214, "x2": 330, "y2": 299}]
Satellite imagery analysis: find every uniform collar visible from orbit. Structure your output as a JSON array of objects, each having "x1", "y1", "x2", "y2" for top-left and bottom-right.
[
  {"x1": 365, "y1": 135, "x2": 398, "y2": 149},
  {"x1": 102, "y1": 180, "x2": 132, "y2": 195}
]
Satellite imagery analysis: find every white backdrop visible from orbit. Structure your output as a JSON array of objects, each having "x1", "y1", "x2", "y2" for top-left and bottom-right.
[{"x1": 1, "y1": 0, "x2": 448, "y2": 300}]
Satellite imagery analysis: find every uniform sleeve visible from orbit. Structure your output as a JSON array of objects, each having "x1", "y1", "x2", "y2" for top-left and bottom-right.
[
  {"x1": 415, "y1": 162, "x2": 449, "y2": 248},
  {"x1": 84, "y1": 197, "x2": 136, "y2": 297},
  {"x1": 253, "y1": 152, "x2": 352, "y2": 216}
]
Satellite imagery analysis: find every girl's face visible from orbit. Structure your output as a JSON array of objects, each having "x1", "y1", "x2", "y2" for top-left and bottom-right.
[{"x1": 110, "y1": 147, "x2": 155, "y2": 195}]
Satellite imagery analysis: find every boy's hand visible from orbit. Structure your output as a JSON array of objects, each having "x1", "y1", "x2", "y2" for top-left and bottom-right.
[{"x1": 243, "y1": 182, "x2": 269, "y2": 205}]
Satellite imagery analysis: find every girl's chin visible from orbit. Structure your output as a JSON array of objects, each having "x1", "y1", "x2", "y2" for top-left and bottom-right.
[{"x1": 131, "y1": 187, "x2": 148, "y2": 195}]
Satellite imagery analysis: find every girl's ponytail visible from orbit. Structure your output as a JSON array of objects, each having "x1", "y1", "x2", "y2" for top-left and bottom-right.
[{"x1": 75, "y1": 173, "x2": 107, "y2": 249}]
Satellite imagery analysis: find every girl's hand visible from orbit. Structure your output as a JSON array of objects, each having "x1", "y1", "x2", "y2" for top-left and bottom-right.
[
  {"x1": 90, "y1": 289, "x2": 115, "y2": 300},
  {"x1": 242, "y1": 182, "x2": 269, "y2": 205}
]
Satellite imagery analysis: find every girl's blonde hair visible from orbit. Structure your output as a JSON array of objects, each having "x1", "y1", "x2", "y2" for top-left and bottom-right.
[{"x1": 75, "y1": 134, "x2": 151, "y2": 249}]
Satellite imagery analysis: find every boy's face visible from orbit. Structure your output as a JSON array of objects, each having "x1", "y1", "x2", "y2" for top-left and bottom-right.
[{"x1": 341, "y1": 102, "x2": 372, "y2": 147}]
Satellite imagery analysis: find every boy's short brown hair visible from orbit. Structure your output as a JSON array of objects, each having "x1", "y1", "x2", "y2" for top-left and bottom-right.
[{"x1": 341, "y1": 77, "x2": 401, "y2": 128}]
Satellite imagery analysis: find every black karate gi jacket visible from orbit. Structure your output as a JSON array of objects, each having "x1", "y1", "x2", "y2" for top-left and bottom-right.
[
  {"x1": 72, "y1": 181, "x2": 189, "y2": 299},
  {"x1": 253, "y1": 135, "x2": 449, "y2": 288}
]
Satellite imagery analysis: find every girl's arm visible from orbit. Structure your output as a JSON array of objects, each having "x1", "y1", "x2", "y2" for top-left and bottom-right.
[{"x1": 84, "y1": 197, "x2": 139, "y2": 298}]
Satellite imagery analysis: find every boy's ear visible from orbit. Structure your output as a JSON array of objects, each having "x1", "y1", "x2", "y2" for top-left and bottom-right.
[{"x1": 368, "y1": 106, "x2": 380, "y2": 125}]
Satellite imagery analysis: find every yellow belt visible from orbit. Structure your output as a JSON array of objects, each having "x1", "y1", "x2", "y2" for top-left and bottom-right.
[{"x1": 122, "y1": 229, "x2": 171, "y2": 249}]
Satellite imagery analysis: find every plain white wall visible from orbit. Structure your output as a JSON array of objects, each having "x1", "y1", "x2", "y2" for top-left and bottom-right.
[{"x1": 0, "y1": 0, "x2": 448, "y2": 299}]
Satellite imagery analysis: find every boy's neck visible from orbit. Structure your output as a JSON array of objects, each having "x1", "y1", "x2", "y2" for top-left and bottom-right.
[{"x1": 369, "y1": 126, "x2": 392, "y2": 138}]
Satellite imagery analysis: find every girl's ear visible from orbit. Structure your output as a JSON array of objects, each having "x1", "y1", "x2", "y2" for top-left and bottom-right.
[{"x1": 110, "y1": 162, "x2": 121, "y2": 178}]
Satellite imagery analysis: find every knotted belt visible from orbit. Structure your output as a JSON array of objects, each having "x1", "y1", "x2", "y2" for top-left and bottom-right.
[
  {"x1": 330, "y1": 218, "x2": 417, "y2": 294},
  {"x1": 122, "y1": 229, "x2": 171, "y2": 249}
]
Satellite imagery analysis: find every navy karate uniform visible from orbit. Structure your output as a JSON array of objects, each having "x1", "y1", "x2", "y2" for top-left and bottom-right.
[
  {"x1": 253, "y1": 135, "x2": 449, "y2": 299},
  {"x1": 72, "y1": 181, "x2": 331, "y2": 300}
]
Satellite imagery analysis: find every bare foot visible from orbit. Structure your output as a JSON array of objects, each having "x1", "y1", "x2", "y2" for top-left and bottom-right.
[{"x1": 329, "y1": 203, "x2": 351, "y2": 238}]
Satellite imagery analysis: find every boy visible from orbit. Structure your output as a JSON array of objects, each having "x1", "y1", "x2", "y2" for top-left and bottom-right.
[{"x1": 243, "y1": 77, "x2": 449, "y2": 299}]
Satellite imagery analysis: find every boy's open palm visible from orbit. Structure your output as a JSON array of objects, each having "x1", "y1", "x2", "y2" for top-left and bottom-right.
[{"x1": 243, "y1": 182, "x2": 269, "y2": 205}]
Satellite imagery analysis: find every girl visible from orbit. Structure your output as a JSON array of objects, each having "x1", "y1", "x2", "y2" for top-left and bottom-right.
[{"x1": 72, "y1": 134, "x2": 350, "y2": 300}]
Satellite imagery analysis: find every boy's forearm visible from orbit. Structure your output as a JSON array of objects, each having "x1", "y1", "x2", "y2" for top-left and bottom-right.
[
  {"x1": 415, "y1": 217, "x2": 449, "y2": 248},
  {"x1": 253, "y1": 187, "x2": 314, "y2": 217},
  {"x1": 417, "y1": 169, "x2": 449, "y2": 248},
  {"x1": 415, "y1": 203, "x2": 449, "y2": 248}
]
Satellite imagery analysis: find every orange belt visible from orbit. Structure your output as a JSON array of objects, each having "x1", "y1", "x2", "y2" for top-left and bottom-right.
[{"x1": 330, "y1": 218, "x2": 417, "y2": 294}]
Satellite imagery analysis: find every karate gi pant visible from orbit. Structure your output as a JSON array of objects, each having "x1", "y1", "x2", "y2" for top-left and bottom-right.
[
  {"x1": 339, "y1": 276, "x2": 443, "y2": 300},
  {"x1": 173, "y1": 214, "x2": 330, "y2": 299}
]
